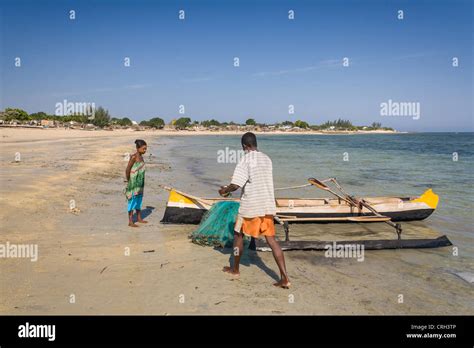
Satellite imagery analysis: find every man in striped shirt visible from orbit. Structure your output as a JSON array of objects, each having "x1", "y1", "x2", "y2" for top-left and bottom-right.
[{"x1": 219, "y1": 132, "x2": 291, "y2": 289}]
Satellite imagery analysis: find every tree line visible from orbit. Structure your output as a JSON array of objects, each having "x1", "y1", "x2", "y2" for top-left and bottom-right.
[
  {"x1": 0, "y1": 107, "x2": 166, "y2": 129},
  {"x1": 0, "y1": 108, "x2": 392, "y2": 131}
]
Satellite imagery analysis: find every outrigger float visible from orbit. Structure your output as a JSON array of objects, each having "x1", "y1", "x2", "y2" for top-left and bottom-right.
[{"x1": 160, "y1": 178, "x2": 452, "y2": 251}]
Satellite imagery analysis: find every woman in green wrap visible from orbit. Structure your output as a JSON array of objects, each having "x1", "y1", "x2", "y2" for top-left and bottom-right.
[{"x1": 125, "y1": 139, "x2": 147, "y2": 227}]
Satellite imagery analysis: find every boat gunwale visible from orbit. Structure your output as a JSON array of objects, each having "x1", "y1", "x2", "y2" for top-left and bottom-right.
[
  {"x1": 199, "y1": 196, "x2": 416, "y2": 202},
  {"x1": 164, "y1": 186, "x2": 420, "y2": 204}
]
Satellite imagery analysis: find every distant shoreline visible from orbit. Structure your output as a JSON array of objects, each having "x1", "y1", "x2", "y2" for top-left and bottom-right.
[{"x1": 0, "y1": 125, "x2": 403, "y2": 137}]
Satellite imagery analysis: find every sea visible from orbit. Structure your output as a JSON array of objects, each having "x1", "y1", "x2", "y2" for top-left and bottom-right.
[{"x1": 153, "y1": 132, "x2": 474, "y2": 282}]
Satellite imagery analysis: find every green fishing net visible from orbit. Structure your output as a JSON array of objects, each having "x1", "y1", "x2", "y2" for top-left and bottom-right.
[{"x1": 190, "y1": 201, "x2": 247, "y2": 248}]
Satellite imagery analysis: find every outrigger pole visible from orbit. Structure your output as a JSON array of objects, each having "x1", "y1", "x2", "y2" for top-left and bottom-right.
[{"x1": 307, "y1": 178, "x2": 403, "y2": 239}]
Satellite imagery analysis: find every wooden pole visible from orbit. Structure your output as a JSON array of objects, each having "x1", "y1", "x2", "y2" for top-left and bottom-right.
[{"x1": 308, "y1": 178, "x2": 402, "y2": 236}]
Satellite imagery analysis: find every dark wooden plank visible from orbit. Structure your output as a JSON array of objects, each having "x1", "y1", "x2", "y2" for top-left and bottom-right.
[{"x1": 254, "y1": 235, "x2": 452, "y2": 251}]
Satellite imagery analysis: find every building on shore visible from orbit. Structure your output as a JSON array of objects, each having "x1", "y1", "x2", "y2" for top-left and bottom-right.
[{"x1": 40, "y1": 119, "x2": 55, "y2": 127}]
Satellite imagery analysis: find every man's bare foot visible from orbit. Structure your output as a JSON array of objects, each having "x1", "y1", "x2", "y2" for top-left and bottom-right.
[
  {"x1": 137, "y1": 220, "x2": 148, "y2": 224},
  {"x1": 222, "y1": 266, "x2": 240, "y2": 277},
  {"x1": 273, "y1": 279, "x2": 291, "y2": 289},
  {"x1": 129, "y1": 223, "x2": 139, "y2": 228}
]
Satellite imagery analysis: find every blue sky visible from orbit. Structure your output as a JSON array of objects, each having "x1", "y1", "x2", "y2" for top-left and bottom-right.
[{"x1": 1, "y1": 0, "x2": 472, "y2": 131}]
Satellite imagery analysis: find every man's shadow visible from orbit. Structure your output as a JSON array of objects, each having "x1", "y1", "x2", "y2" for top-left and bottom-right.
[
  {"x1": 136, "y1": 206, "x2": 155, "y2": 221},
  {"x1": 215, "y1": 238, "x2": 280, "y2": 282}
]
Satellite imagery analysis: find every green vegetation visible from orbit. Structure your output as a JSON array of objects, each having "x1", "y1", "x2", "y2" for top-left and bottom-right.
[
  {"x1": 201, "y1": 119, "x2": 221, "y2": 127},
  {"x1": 111, "y1": 117, "x2": 133, "y2": 127},
  {"x1": 29, "y1": 112, "x2": 48, "y2": 120},
  {"x1": 294, "y1": 120, "x2": 309, "y2": 129},
  {"x1": 91, "y1": 107, "x2": 111, "y2": 128},
  {"x1": 320, "y1": 118, "x2": 354, "y2": 130},
  {"x1": 175, "y1": 117, "x2": 191, "y2": 129},
  {"x1": 3, "y1": 108, "x2": 29, "y2": 121},
  {"x1": 0, "y1": 107, "x2": 394, "y2": 131},
  {"x1": 140, "y1": 117, "x2": 165, "y2": 128}
]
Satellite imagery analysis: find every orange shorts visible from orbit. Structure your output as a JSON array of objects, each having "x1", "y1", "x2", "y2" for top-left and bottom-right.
[{"x1": 234, "y1": 215, "x2": 275, "y2": 238}]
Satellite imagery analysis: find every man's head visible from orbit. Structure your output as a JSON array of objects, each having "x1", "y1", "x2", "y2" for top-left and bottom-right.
[{"x1": 241, "y1": 132, "x2": 257, "y2": 151}]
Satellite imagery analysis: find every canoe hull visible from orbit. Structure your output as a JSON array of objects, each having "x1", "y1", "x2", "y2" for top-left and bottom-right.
[
  {"x1": 161, "y1": 206, "x2": 207, "y2": 224},
  {"x1": 161, "y1": 187, "x2": 439, "y2": 224},
  {"x1": 161, "y1": 205, "x2": 435, "y2": 224}
]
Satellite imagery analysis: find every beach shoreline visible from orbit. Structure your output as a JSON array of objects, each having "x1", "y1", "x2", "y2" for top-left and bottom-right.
[
  {"x1": 0, "y1": 128, "x2": 472, "y2": 315},
  {"x1": 0, "y1": 126, "x2": 402, "y2": 143}
]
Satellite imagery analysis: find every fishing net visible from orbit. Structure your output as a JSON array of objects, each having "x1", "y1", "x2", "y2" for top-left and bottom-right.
[{"x1": 190, "y1": 201, "x2": 245, "y2": 248}]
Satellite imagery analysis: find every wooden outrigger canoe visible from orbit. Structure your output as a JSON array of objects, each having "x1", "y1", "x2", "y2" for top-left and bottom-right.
[
  {"x1": 161, "y1": 187, "x2": 439, "y2": 225},
  {"x1": 160, "y1": 180, "x2": 452, "y2": 250}
]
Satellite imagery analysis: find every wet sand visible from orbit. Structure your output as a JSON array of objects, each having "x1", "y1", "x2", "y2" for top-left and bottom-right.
[{"x1": 0, "y1": 128, "x2": 472, "y2": 315}]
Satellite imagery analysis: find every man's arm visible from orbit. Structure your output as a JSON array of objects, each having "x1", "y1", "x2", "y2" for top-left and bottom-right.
[{"x1": 220, "y1": 155, "x2": 248, "y2": 196}]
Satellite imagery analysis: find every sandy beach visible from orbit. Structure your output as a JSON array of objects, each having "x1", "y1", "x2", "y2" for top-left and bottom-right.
[
  {"x1": 0, "y1": 126, "x2": 400, "y2": 138},
  {"x1": 0, "y1": 128, "x2": 472, "y2": 315}
]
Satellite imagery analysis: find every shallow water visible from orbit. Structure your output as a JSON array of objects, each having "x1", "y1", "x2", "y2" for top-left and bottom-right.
[{"x1": 152, "y1": 133, "x2": 474, "y2": 271}]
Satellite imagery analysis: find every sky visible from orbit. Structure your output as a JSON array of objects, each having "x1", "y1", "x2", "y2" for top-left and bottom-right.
[{"x1": 0, "y1": 0, "x2": 472, "y2": 131}]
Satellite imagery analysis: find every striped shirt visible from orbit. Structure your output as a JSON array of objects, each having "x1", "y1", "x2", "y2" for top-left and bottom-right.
[{"x1": 231, "y1": 150, "x2": 276, "y2": 218}]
